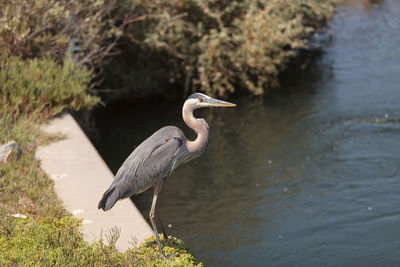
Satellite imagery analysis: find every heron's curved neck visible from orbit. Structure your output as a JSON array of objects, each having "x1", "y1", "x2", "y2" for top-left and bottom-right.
[{"x1": 182, "y1": 103, "x2": 209, "y2": 155}]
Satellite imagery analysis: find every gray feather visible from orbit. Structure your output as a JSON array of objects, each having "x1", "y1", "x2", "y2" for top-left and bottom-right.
[
  {"x1": 98, "y1": 186, "x2": 119, "y2": 211},
  {"x1": 98, "y1": 126, "x2": 187, "y2": 210}
]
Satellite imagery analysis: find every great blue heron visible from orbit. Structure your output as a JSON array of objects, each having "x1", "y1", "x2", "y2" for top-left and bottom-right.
[{"x1": 98, "y1": 93, "x2": 236, "y2": 259}]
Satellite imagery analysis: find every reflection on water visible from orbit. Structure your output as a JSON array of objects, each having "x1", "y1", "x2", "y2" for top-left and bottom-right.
[
  {"x1": 89, "y1": 1, "x2": 400, "y2": 266},
  {"x1": 333, "y1": 0, "x2": 384, "y2": 10}
]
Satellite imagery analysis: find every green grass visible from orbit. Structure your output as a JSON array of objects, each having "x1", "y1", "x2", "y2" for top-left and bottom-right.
[{"x1": 0, "y1": 57, "x2": 202, "y2": 266}]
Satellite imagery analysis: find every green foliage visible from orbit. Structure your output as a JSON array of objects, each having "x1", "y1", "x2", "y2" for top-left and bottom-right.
[
  {"x1": 0, "y1": 55, "x2": 99, "y2": 117},
  {"x1": 0, "y1": 0, "x2": 123, "y2": 69},
  {"x1": 0, "y1": 113, "x2": 66, "y2": 218},
  {"x1": 131, "y1": 235, "x2": 203, "y2": 267},
  {"x1": 0, "y1": 216, "x2": 201, "y2": 266},
  {"x1": 108, "y1": 0, "x2": 334, "y2": 97}
]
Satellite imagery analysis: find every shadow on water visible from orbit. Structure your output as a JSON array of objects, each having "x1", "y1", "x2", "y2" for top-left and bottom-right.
[{"x1": 83, "y1": 0, "x2": 400, "y2": 265}]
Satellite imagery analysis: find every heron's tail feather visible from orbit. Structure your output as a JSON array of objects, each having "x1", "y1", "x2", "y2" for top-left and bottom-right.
[{"x1": 98, "y1": 186, "x2": 119, "y2": 211}]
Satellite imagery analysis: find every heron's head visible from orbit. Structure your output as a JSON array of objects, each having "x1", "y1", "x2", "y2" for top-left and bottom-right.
[{"x1": 185, "y1": 93, "x2": 236, "y2": 110}]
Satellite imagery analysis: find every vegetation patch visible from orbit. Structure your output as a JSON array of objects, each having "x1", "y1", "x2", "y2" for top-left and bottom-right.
[
  {"x1": 102, "y1": 0, "x2": 334, "y2": 97},
  {"x1": 0, "y1": 0, "x2": 123, "y2": 70},
  {"x1": 0, "y1": 55, "x2": 99, "y2": 117},
  {"x1": 0, "y1": 215, "x2": 201, "y2": 266}
]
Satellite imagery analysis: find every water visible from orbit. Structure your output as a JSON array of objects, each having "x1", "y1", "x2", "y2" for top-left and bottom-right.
[{"x1": 89, "y1": 1, "x2": 400, "y2": 266}]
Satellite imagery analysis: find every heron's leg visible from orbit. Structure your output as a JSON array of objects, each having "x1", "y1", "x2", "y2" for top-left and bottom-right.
[
  {"x1": 149, "y1": 182, "x2": 173, "y2": 260},
  {"x1": 155, "y1": 213, "x2": 168, "y2": 240}
]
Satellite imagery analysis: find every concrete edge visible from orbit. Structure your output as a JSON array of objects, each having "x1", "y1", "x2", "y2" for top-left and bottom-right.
[{"x1": 35, "y1": 113, "x2": 153, "y2": 251}]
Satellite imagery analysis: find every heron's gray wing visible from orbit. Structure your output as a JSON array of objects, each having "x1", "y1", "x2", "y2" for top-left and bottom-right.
[
  {"x1": 108, "y1": 127, "x2": 185, "y2": 198},
  {"x1": 117, "y1": 137, "x2": 183, "y2": 198}
]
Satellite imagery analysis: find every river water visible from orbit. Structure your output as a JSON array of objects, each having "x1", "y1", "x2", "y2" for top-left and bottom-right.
[{"x1": 89, "y1": 1, "x2": 400, "y2": 266}]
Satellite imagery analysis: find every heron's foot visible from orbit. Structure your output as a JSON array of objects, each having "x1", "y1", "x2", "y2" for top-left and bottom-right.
[
  {"x1": 161, "y1": 253, "x2": 179, "y2": 261},
  {"x1": 168, "y1": 238, "x2": 180, "y2": 246},
  {"x1": 150, "y1": 237, "x2": 175, "y2": 248},
  {"x1": 162, "y1": 235, "x2": 176, "y2": 244},
  {"x1": 162, "y1": 234, "x2": 179, "y2": 245}
]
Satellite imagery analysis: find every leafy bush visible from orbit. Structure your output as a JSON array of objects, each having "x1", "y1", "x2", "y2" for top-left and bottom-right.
[
  {"x1": 0, "y1": 55, "x2": 99, "y2": 117},
  {"x1": 111, "y1": 0, "x2": 334, "y2": 97},
  {"x1": 0, "y1": 0, "x2": 123, "y2": 70}
]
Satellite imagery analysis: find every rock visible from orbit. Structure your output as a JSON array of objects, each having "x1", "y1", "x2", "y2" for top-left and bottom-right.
[{"x1": 0, "y1": 140, "x2": 22, "y2": 163}]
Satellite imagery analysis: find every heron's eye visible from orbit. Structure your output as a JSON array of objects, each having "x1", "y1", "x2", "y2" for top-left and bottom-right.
[{"x1": 198, "y1": 97, "x2": 204, "y2": 102}]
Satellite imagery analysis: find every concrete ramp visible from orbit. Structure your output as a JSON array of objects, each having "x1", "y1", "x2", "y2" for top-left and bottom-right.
[{"x1": 36, "y1": 113, "x2": 153, "y2": 251}]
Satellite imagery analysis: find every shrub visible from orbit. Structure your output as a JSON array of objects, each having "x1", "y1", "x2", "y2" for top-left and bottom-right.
[
  {"x1": 0, "y1": 0, "x2": 123, "y2": 70},
  {"x1": 201, "y1": 0, "x2": 335, "y2": 95},
  {"x1": 0, "y1": 54, "x2": 99, "y2": 117},
  {"x1": 114, "y1": 0, "x2": 334, "y2": 97}
]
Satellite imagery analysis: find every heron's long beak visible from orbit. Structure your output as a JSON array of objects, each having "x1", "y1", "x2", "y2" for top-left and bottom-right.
[{"x1": 207, "y1": 98, "x2": 236, "y2": 107}]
